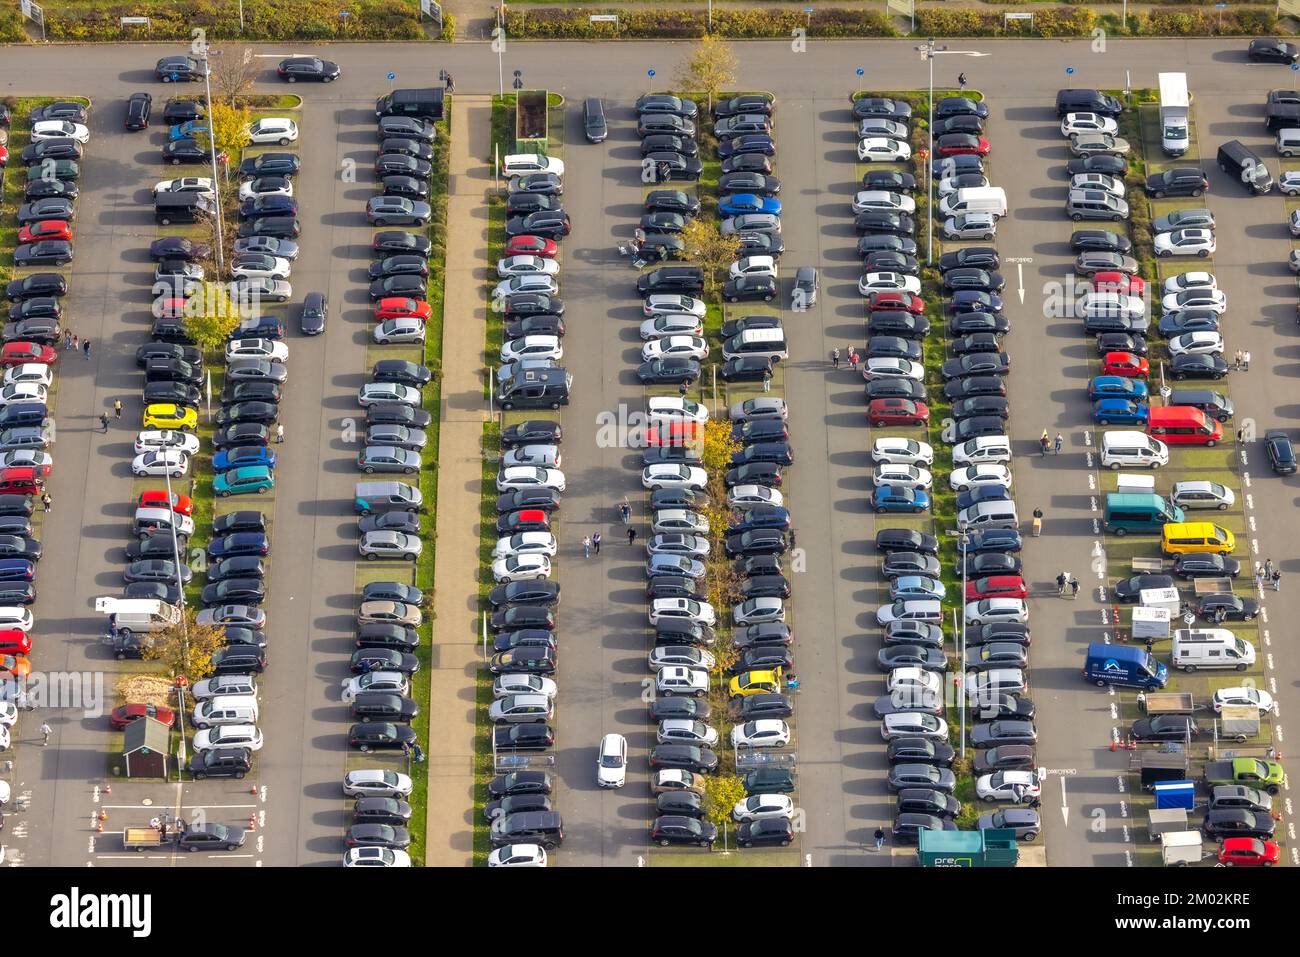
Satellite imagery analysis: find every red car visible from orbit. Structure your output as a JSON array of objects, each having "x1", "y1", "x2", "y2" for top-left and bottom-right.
[
  {"x1": 1218, "y1": 837, "x2": 1279, "y2": 866},
  {"x1": 109, "y1": 702, "x2": 177, "y2": 730},
  {"x1": 1101, "y1": 351, "x2": 1149, "y2": 378},
  {"x1": 138, "y1": 489, "x2": 194, "y2": 516},
  {"x1": 1, "y1": 342, "x2": 58, "y2": 367},
  {"x1": 505, "y1": 235, "x2": 558, "y2": 259},
  {"x1": 153, "y1": 297, "x2": 188, "y2": 320},
  {"x1": 868, "y1": 398, "x2": 930, "y2": 428},
  {"x1": 0, "y1": 630, "x2": 32, "y2": 656},
  {"x1": 499, "y1": 508, "x2": 551, "y2": 534},
  {"x1": 936, "y1": 133, "x2": 991, "y2": 157},
  {"x1": 866, "y1": 291, "x2": 925, "y2": 315},
  {"x1": 645, "y1": 421, "x2": 704, "y2": 447},
  {"x1": 0, "y1": 144, "x2": 7, "y2": 167},
  {"x1": 966, "y1": 575, "x2": 1028, "y2": 600},
  {"x1": 18, "y1": 221, "x2": 73, "y2": 245},
  {"x1": 0, "y1": 467, "x2": 44, "y2": 497},
  {"x1": 1091, "y1": 271, "x2": 1145, "y2": 296},
  {"x1": 373, "y1": 297, "x2": 433, "y2": 323}
]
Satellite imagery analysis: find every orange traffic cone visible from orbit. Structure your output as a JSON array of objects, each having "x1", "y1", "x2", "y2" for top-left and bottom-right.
[
  {"x1": 103, "y1": 783, "x2": 111, "y2": 796},
  {"x1": 247, "y1": 815, "x2": 257, "y2": 832}
]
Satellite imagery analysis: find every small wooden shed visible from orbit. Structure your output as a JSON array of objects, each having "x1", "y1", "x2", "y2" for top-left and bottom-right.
[{"x1": 122, "y1": 716, "x2": 170, "y2": 778}]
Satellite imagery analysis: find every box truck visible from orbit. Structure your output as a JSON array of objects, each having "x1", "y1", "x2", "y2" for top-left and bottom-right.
[{"x1": 1158, "y1": 73, "x2": 1190, "y2": 157}]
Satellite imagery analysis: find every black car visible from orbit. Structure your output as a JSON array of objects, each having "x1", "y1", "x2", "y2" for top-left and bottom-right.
[
  {"x1": 650, "y1": 696, "x2": 711, "y2": 723},
  {"x1": 723, "y1": 316, "x2": 782, "y2": 339},
  {"x1": 1202, "y1": 808, "x2": 1276, "y2": 840},
  {"x1": 23, "y1": 179, "x2": 79, "y2": 201},
  {"x1": 948, "y1": 313, "x2": 1010, "y2": 337},
  {"x1": 492, "y1": 724, "x2": 555, "y2": 752},
  {"x1": 875, "y1": 528, "x2": 939, "y2": 555},
  {"x1": 881, "y1": 551, "x2": 942, "y2": 580},
  {"x1": 1066, "y1": 153, "x2": 1129, "y2": 177},
  {"x1": 207, "y1": 533, "x2": 270, "y2": 560},
  {"x1": 375, "y1": 153, "x2": 433, "y2": 178},
  {"x1": 189, "y1": 748, "x2": 253, "y2": 780},
  {"x1": 354, "y1": 797, "x2": 413, "y2": 827},
  {"x1": 350, "y1": 648, "x2": 419, "y2": 675},
  {"x1": 865, "y1": 336, "x2": 923, "y2": 362},
  {"x1": 1097, "y1": 332, "x2": 1147, "y2": 357},
  {"x1": 487, "y1": 770, "x2": 553, "y2": 799},
  {"x1": 1071, "y1": 229, "x2": 1133, "y2": 254},
  {"x1": 854, "y1": 210, "x2": 914, "y2": 236},
  {"x1": 356, "y1": 623, "x2": 420, "y2": 652},
  {"x1": 1171, "y1": 353, "x2": 1228, "y2": 381},
  {"x1": 932, "y1": 114, "x2": 984, "y2": 136},
  {"x1": 123, "y1": 537, "x2": 183, "y2": 562},
  {"x1": 644, "y1": 190, "x2": 701, "y2": 216},
  {"x1": 1248, "y1": 37, "x2": 1300, "y2": 63},
  {"x1": 656, "y1": 791, "x2": 705, "y2": 819},
  {"x1": 1264, "y1": 429, "x2": 1297, "y2": 474},
  {"x1": 644, "y1": 151, "x2": 703, "y2": 182},
  {"x1": 13, "y1": 242, "x2": 73, "y2": 269},
  {"x1": 496, "y1": 488, "x2": 560, "y2": 514},
  {"x1": 358, "y1": 512, "x2": 420, "y2": 536},
  {"x1": 897, "y1": 788, "x2": 961, "y2": 818},
  {"x1": 862, "y1": 169, "x2": 917, "y2": 193},
  {"x1": 212, "y1": 423, "x2": 270, "y2": 450},
  {"x1": 380, "y1": 175, "x2": 428, "y2": 200},
  {"x1": 161, "y1": 138, "x2": 210, "y2": 165},
  {"x1": 877, "y1": 645, "x2": 947, "y2": 671},
  {"x1": 647, "y1": 576, "x2": 701, "y2": 600},
  {"x1": 637, "y1": 266, "x2": 704, "y2": 296},
  {"x1": 930, "y1": 153, "x2": 984, "y2": 180},
  {"x1": 731, "y1": 620, "x2": 791, "y2": 648},
  {"x1": 866, "y1": 312, "x2": 929, "y2": 339},
  {"x1": 366, "y1": 404, "x2": 431, "y2": 429},
  {"x1": 239, "y1": 152, "x2": 301, "y2": 178},
  {"x1": 505, "y1": 315, "x2": 564, "y2": 339},
  {"x1": 892, "y1": 813, "x2": 957, "y2": 845},
  {"x1": 736, "y1": 818, "x2": 793, "y2": 847},
  {"x1": 214, "y1": 402, "x2": 278, "y2": 427},
  {"x1": 505, "y1": 212, "x2": 571, "y2": 239},
  {"x1": 887, "y1": 737, "x2": 955, "y2": 767},
  {"x1": 1112, "y1": 573, "x2": 1174, "y2": 602},
  {"x1": 1145, "y1": 167, "x2": 1209, "y2": 198},
  {"x1": 952, "y1": 395, "x2": 1009, "y2": 420},
  {"x1": 724, "y1": 462, "x2": 783, "y2": 489},
  {"x1": 950, "y1": 333, "x2": 1003, "y2": 357},
  {"x1": 648, "y1": 744, "x2": 719, "y2": 773},
  {"x1": 718, "y1": 172, "x2": 781, "y2": 196},
  {"x1": 371, "y1": 231, "x2": 432, "y2": 259},
  {"x1": 962, "y1": 528, "x2": 1023, "y2": 554},
  {"x1": 969, "y1": 720, "x2": 1038, "y2": 747},
  {"x1": 742, "y1": 767, "x2": 796, "y2": 796},
  {"x1": 724, "y1": 529, "x2": 787, "y2": 559},
  {"x1": 3, "y1": 318, "x2": 61, "y2": 344},
  {"x1": 155, "y1": 55, "x2": 206, "y2": 81},
  {"x1": 200, "y1": 578, "x2": 266, "y2": 605},
  {"x1": 1158, "y1": 311, "x2": 1219, "y2": 337},
  {"x1": 722, "y1": 275, "x2": 777, "y2": 303},
  {"x1": 641, "y1": 134, "x2": 699, "y2": 158},
  {"x1": 124, "y1": 91, "x2": 152, "y2": 130},
  {"x1": 637, "y1": 358, "x2": 699, "y2": 385},
  {"x1": 482, "y1": 793, "x2": 553, "y2": 823},
  {"x1": 6, "y1": 274, "x2": 67, "y2": 305},
  {"x1": 735, "y1": 693, "x2": 794, "y2": 720},
  {"x1": 349, "y1": 722, "x2": 418, "y2": 752},
  {"x1": 721, "y1": 153, "x2": 773, "y2": 176},
  {"x1": 1197, "y1": 593, "x2": 1259, "y2": 622},
  {"x1": 236, "y1": 216, "x2": 300, "y2": 240},
  {"x1": 636, "y1": 94, "x2": 699, "y2": 119},
  {"x1": 716, "y1": 134, "x2": 776, "y2": 159},
  {"x1": 21, "y1": 139, "x2": 83, "y2": 164},
  {"x1": 1130, "y1": 715, "x2": 1199, "y2": 742},
  {"x1": 651, "y1": 815, "x2": 717, "y2": 847},
  {"x1": 853, "y1": 97, "x2": 913, "y2": 121},
  {"x1": 278, "y1": 55, "x2": 341, "y2": 82},
  {"x1": 714, "y1": 94, "x2": 774, "y2": 118},
  {"x1": 863, "y1": 251, "x2": 920, "y2": 275},
  {"x1": 941, "y1": 353, "x2": 1010, "y2": 380},
  {"x1": 7, "y1": 299, "x2": 60, "y2": 323}
]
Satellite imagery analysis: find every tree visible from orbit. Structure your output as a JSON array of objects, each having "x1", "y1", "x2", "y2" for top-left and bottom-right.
[
  {"x1": 142, "y1": 607, "x2": 229, "y2": 686},
  {"x1": 703, "y1": 774, "x2": 747, "y2": 833},
  {"x1": 675, "y1": 35, "x2": 737, "y2": 112},
  {"x1": 183, "y1": 281, "x2": 242, "y2": 351},
  {"x1": 679, "y1": 218, "x2": 742, "y2": 300},
  {"x1": 699, "y1": 419, "x2": 743, "y2": 618},
  {"x1": 207, "y1": 100, "x2": 251, "y2": 182},
  {"x1": 210, "y1": 47, "x2": 258, "y2": 105}
]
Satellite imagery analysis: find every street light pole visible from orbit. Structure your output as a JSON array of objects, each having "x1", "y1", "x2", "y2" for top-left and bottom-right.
[
  {"x1": 926, "y1": 38, "x2": 935, "y2": 266},
  {"x1": 162, "y1": 466, "x2": 191, "y2": 766},
  {"x1": 496, "y1": 7, "x2": 505, "y2": 98},
  {"x1": 200, "y1": 44, "x2": 225, "y2": 275},
  {"x1": 958, "y1": 524, "x2": 969, "y2": 759}
]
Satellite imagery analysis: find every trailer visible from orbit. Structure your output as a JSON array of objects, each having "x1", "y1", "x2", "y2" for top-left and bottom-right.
[
  {"x1": 1147, "y1": 807, "x2": 1189, "y2": 841},
  {"x1": 122, "y1": 826, "x2": 167, "y2": 851},
  {"x1": 1159, "y1": 73, "x2": 1190, "y2": 156},
  {"x1": 1215, "y1": 706, "x2": 1260, "y2": 744},
  {"x1": 1139, "y1": 692, "x2": 1195, "y2": 715},
  {"x1": 1160, "y1": 830, "x2": 1203, "y2": 866},
  {"x1": 1135, "y1": 749, "x2": 1189, "y2": 789}
]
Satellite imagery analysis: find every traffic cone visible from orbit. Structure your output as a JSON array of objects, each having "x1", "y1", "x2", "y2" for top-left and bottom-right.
[
  {"x1": 250, "y1": 784, "x2": 257, "y2": 795},
  {"x1": 98, "y1": 810, "x2": 107, "y2": 821},
  {"x1": 1109, "y1": 739, "x2": 1117, "y2": 752},
  {"x1": 247, "y1": 815, "x2": 257, "y2": 831},
  {"x1": 103, "y1": 783, "x2": 111, "y2": 796},
  {"x1": 96, "y1": 821, "x2": 103, "y2": 833}
]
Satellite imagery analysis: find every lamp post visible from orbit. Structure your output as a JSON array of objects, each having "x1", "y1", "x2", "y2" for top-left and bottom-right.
[
  {"x1": 163, "y1": 466, "x2": 191, "y2": 769},
  {"x1": 199, "y1": 43, "x2": 226, "y2": 275},
  {"x1": 496, "y1": 6, "x2": 505, "y2": 98},
  {"x1": 958, "y1": 522, "x2": 969, "y2": 759}
]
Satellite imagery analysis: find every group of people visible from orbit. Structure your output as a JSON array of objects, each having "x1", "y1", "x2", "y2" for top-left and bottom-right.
[
  {"x1": 829, "y1": 347, "x2": 861, "y2": 371},
  {"x1": 61, "y1": 330, "x2": 92, "y2": 359},
  {"x1": 1255, "y1": 559, "x2": 1282, "y2": 592},
  {"x1": 1056, "y1": 571, "x2": 1080, "y2": 598},
  {"x1": 1039, "y1": 430, "x2": 1063, "y2": 456}
]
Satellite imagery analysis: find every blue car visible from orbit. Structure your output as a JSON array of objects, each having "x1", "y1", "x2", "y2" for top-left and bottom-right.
[
  {"x1": 959, "y1": 528, "x2": 1022, "y2": 554},
  {"x1": 213, "y1": 446, "x2": 277, "y2": 472},
  {"x1": 872, "y1": 486, "x2": 930, "y2": 514},
  {"x1": 718, "y1": 193, "x2": 781, "y2": 217},
  {"x1": 1093, "y1": 398, "x2": 1149, "y2": 426},
  {"x1": 207, "y1": 532, "x2": 270, "y2": 559},
  {"x1": 1087, "y1": 375, "x2": 1149, "y2": 402},
  {"x1": 169, "y1": 120, "x2": 209, "y2": 142},
  {"x1": 0, "y1": 558, "x2": 35, "y2": 582}
]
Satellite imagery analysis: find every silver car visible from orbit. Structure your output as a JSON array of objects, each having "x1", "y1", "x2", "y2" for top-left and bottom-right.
[
  {"x1": 1170, "y1": 480, "x2": 1235, "y2": 511},
  {"x1": 1152, "y1": 208, "x2": 1214, "y2": 234},
  {"x1": 359, "y1": 445, "x2": 421, "y2": 474},
  {"x1": 365, "y1": 424, "x2": 427, "y2": 451},
  {"x1": 358, "y1": 531, "x2": 422, "y2": 562},
  {"x1": 373, "y1": 317, "x2": 426, "y2": 344},
  {"x1": 728, "y1": 396, "x2": 788, "y2": 421},
  {"x1": 1068, "y1": 133, "x2": 1131, "y2": 157},
  {"x1": 720, "y1": 213, "x2": 781, "y2": 236}
]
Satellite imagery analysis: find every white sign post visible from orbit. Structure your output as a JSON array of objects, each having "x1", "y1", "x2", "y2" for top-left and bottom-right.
[{"x1": 21, "y1": 0, "x2": 45, "y2": 40}]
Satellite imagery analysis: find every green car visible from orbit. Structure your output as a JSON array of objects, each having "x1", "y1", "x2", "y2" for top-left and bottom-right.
[
  {"x1": 25, "y1": 160, "x2": 81, "y2": 182},
  {"x1": 214, "y1": 465, "x2": 275, "y2": 497}
]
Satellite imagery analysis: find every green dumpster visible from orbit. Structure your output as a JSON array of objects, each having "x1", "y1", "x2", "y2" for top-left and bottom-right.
[{"x1": 918, "y1": 829, "x2": 1018, "y2": 867}]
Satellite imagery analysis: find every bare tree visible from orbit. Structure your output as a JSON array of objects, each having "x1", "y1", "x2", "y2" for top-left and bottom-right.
[{"x1": 210, "y1": 47, "x2": 259, "y2": 105}]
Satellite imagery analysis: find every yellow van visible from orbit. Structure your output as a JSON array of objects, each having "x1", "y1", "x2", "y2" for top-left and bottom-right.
[{"x1": 1160, "y1": 522, "x2": 1235, "y2": 556}]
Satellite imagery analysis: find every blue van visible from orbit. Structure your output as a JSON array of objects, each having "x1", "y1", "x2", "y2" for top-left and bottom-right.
[
  {"x1": 1103, "y1": 492, "x2": 1183, "y2": 536},
  {"x1": 1083, "y1": 642, "x2": 1168, "y2": 689}
]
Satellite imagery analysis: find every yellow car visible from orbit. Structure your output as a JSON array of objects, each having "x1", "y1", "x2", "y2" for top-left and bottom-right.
[
  {"x1": 728, "y1": 669, "x2": 782, "y2": 700},
  {"x1": 142, "y1": 403, "x2": 198, "y2": 431}
]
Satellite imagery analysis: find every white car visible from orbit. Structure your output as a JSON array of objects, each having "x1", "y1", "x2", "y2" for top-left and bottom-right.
[
  {"x1": 1163, "y1": 271, "x2": 1216, "y2": 294},
  {"x1": 131, "y1": 449, "x2": 188, "y2": 477},
  {"x1": 342, "y1": 769, "x2": 414, "y2": 797},
  {"x1": 859, "y1": 272, "x2": 922, "y2": 296},
  {"x1": 642, "y1": 463, "x2": 707, "y2": 490},
  {"x1": 32, "y1": 119, "x2": 90, "y2": 144},
  {"x1": 732, "y1": 794, "x2": 795, "y2": 823},
  {"x1": 238, "y1": 178, "x2": 294, "y2": 201},
  {"x1": 230, "y1": 255, "x2": 292, "y2": 281},
  {"x1": 873, "y1": 463, "x2": 932, "y2": 490},
  {"x1": 1061, "y1": 112, "x2": 1119, "y2": 137},
  {"x1": 496, "y1": 466, "x2": 566, "y2": 493},
  {"x1": 640, "y1": 314, "x2": 704, "y2": 340},
  {"x1": 1281, "y1": 170, "x2": 1300, "y2": 196},
  {"x1": 358, "y1": 382, "x2": 421, "y2": 407},
  {"x1": 0, "y1": 725, "x2": 9, "y2": 750},
  {"x1": 728, "y1": 256, "x2": 778, "y2": 280},
  {"x1": 1211, "y1": 686, "x2": 1276, "y2": 714},
  {"x1": 952, "y1": 435, "x2": 1012, "y2": 466},
  {"x1": 1154, "y1": 228, "x2": 1216, "y2": 258},
  {"x1": 1069, "y1": 172, "x2": 1125, "y2": 197},
  {"x1": 643, "y1": 294, "x2": 706, "y2": 319},
  {"x1": 493, "y1": 674, "x2": 558, "y2": 699},
  {"x1": 857, "y1": 137, "x2": 911, "y2": 163},
  {"x1": 0, "y1": 701, "x2": 18, "y2": 727},
  {"x1": 657, "y1": 719, "x2": 719, "y2": 747},
  {"x1": 949, "y1": 464, "x2": 1012, "y2": 491},
  {"x1": 246, "y1": 117, "x2": 298, "y2": 145},
  {"x1": 965, "y1": 598, "x2": 1028, "y2": 624},
  {"x1": 1077, "y1": 292, "x2": 1145, "y2": 320},
  {"x1": 374, "y1": 317, "x2": 426, "y2": 344},
  {"x1": 491, "y1": 554, "x2": 552, "y2": 583},
  {"x1": 851, "y1": 190, "x2": 916, "y2": 215},
  {"x1": 345, "y1": 847, "x2": 412, "y2": 867},
  {"x1": 649, "y1": 597, "x2": 716, "y2": 627},
  {"x1": 496, "y1": 255, "x2": 560, "y2": 278},
  {"x1": 341, "y1": 672, "x2": 410, "y2": 703},
  {"x1": 493, "y1": 532, "x2": 557, "y2": 559},
  {"x1": 881, "y1": 712, "x2": 948, "y2": 741},
  {"x1": 0, "y1": 383, "x2": 46, "y2": 407},
  {"x1": 226, "y1": 338, "x2": 289, "y2": 363},
  {"x1": 0, "y1": 607, "x2": 33, "y2": 632},
  {"x1": 642, "y1": 336, "x2": 708, "y2": 362},
  {"x1": 731, "y1": 719, "x2": 791, "y2": 749},
  {"x1": 1161, "y1": 289, "x2": 1226, "y2": 314},
  {"x1": 192, "y1": 724, "x2": 264, "y2": 753},
  {"x1": 487, "y1": 843, "x2": 547, "y2": 867},
  {"x1": 863, "y1": 357, "x2": 924, "y2": 382},
  {"x1": 3, "y1": 364, "x2": 53, "y2": 388},
  {"x1": 727, "y1": 484, "x2": 783, "y2": 508},
  {"x1": 652, "y1": 509, "x2": 709, "y2": 535},
  {"x1": 648, "y1": 646, "x2": 715, "y2": 671},
  {"x1": 501, "y1": 153, "x2": 565, "y2": 177},
  {"x1": 502, "y1": 444, "x2": 561, "y2": 469},
  {"x1": 656, "y1": 666, "x2": 710, "y2": 698},
  {"x1": 872, "y1": 438, "x2": 934, "y2": 467},
  {"x1": 647, "y1": 396, "x2": 709, "y2": 424},
  {"x1": 733, "y1": 597, "x2": 785, "y2": 625},
  {"x1": 976, "y1": 769, "x2": 1042, "y2": 802},
  {"x1": 494, "y1": 275, "x2": 559, "y2": 300},
  {"x1": 500, "y1": 335, "x2": 563, "y2": 364},
  {"x1": 888, "y1": 666, "x2": 942, "y2": 696},
  {"x1": 876, "y1": 600, "x2": 943, "y2": 626},
  {"x1": 1170, "y1": 480, "x2": 1235, "y2": 511},
  {"x1": 595, "y1": 733, "x2": 628, "y2": 788},
  {"x1": 154, "y1": 176, "x2": 215, "y2": 199},
  {"x1": 1168, "y1": 331, "x2": 1225, "y2": 357}
]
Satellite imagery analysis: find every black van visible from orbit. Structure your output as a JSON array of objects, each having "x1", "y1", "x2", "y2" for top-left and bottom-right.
[
  {"x1": 1265, "y1": 102, "x2": 1300, "y2": 132},
  {"x1": 498, "y1": 367, "x2": 572, "y2": 411},
  {"x1": 375, "y1": 87, "x2": 444, "y2": 122},
  {"x1": 1056, "y1": 88, "x2": 1123, "y2": 118},
  {"x1": 490, "y1": 810, "x2": 564, "y2": 848},
  {"x1": 155, "y1": 192, "x2": 213, "y2": 225},
  {"x1": 350, "y1": 692, "x2": 419, "y2": 723},
  {"x1": 0, "y1": 403, "x2": 49, "y2": 429},
  {"x1": 583, "y1": 98, "x2": 608, "y2": 143},
  {"x1": 1217, "y1": 139, "x2": 1273, "y2": 194}
]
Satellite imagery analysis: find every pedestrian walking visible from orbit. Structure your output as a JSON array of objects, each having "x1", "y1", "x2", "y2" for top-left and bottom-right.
[
  {"x1": 445, "y1": 74, "x2": 455, "y2": 93},
  {"x1": 620, "y1": 498, "x2": 631, "y2": 524},
  {"x1": 113, "y1": 399, "x2": 123, "y2": 420},
  {"x1": 98, "y1": 413, "x2": 109, "y2": 433},
  {"x1": 678, "y1": 381, "x2": 688, "y2": 398},
  {"x1": 1040, "y1": 429, "x2": 1050, "y2": 456},
  {"x1": 1056, "y1": 572, "x2": 1067, "y2": 596},
  {"x1": 762, "y1": 368, "x2": 772, "y2": 392},
  {"x1": 1145, "y1": 637, "x2": 1154, "y2": 655},
  {"x1": 1054, "y1": 433, "x2": 1063, "y2": 455},
  {"x1": 1234, "y1": 350, "x2": 1243, "y2": 370},
  {"x1": 1070, "y1": 577, "x2": 1080, "y2": 599},
  {"x1": 1238, "y1": 428, "x2": 1245, "y2": 444},
  {"x1": 1272, "y1": 569, "x2": 1282, "y2": 592},
  {"x1": 41, "y1": 492, "x2": 51, "y2": 512},
  {"x1": 627, "y1": 527, "x2": 637, "y2": 546},
  {"x1": 1255, "y1": 562, "x2": 1265, "y2": 590},
  {"x1": 1264, "y1": 558, "x2": 1274, "y2": 580},
  {"x1": 276, "y1": 423, "x2": 285, "y2": 444},
  {"x1": 71, "y1": 334, "x2": 79, "y2": 351},
  {"x1": 1243, "y1": 350, "x2": 1251, "y2": 370},
  {"x1": 592, "y1": 532, "x2": 601, "y2": 555},
  {"x1": 958, "y1": 72, "x2": 968, "y2": 90},
  {"x1": 848, "y1": 347, "x2": 859, "y2": 371},
  {"x1": 39, "y1": 722, "x2": 51, "y2": 746},
  {"x1": 582, "y1": 535, "x2": 591, "y2": 559},
  {"x1": 831, "y1": 347, "x2": 840, "y2": 369},
  {"x1": 62, "y1": 331, "x2": 72, "y2": 350},
  {"x1": 874, "y1": 827, "x2": 885, "y2": 850},
  {"x1": 83, "y1": 339, "x2": 91, "y2": 360}
]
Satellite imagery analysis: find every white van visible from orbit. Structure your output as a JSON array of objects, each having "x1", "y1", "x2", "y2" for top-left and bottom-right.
[
  {"x1": 1115, "y1": 473, "x2": 1157, "y2": 494},
  {"x1": 938, "y1": 185, "x2": 1008, "y2": 220},
  {"x1": 1100, "y1": 431, "x2": 1168, "y2": 470},
  {"x1": 958, "y1": 500, "x2": 1019, "y2": 530},
  {"x1": 110, "y1": 599, "x2": 181, "y2": 636},
  {"x1": 722, "y1": 328, "x2": 789, "y2": 363},
  {"x1": 191, "y1": 693, "x2": 260, "y2": 729},
  {"x1": 1170, "y1": 628, "x2": 1256, "y2": 671}
]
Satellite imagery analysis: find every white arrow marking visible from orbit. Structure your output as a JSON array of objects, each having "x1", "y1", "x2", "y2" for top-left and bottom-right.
[
  {"x1": 1061, "y1": 774, "x2": 1070, "y2": 825},
  {"x1": 1017, "y1": 262, "x2": 1026, "y2": 304}
]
